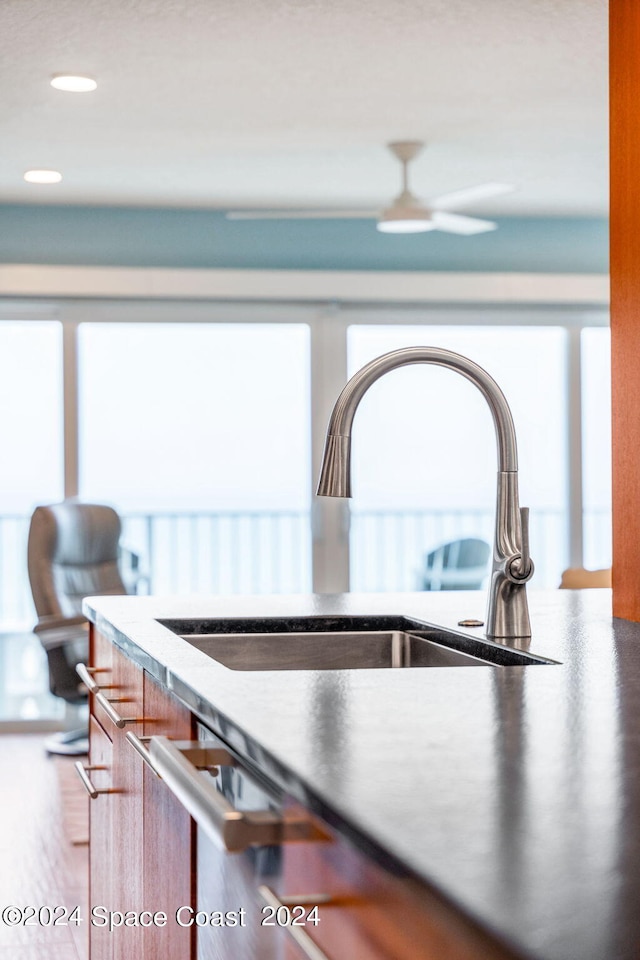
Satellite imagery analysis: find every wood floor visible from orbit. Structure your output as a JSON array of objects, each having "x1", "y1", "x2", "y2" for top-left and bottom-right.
[{"x1": 0, "y1": 736, "x2": 88, "y2": 960}]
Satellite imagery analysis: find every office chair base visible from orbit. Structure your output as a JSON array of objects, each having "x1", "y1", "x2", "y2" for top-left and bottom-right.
[{"x1": 44, "y1": 727, "x2": 89, "y2": 756}]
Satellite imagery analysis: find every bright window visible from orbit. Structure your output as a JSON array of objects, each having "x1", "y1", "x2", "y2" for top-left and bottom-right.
[
  {"x1": 0, "y1": 322, "x2": 63, "y2": 511},
  {"x1": 0, "y1": 321, "x2": 63, "y2": 627},
  {"x1": 0, "y1": 320, "x2": 63, "y2": 719},
  {"x1": 78, "y1": 322, "x2": 311, "y2": 594},
  {"x1": 581, "y1": 327, "x2": 611, "y2": 568},
  {"x1": 347, "y1": 324, "x2": 568, "y2": 590}
]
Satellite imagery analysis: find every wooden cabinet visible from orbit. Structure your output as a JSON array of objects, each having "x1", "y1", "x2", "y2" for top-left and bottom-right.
[
  {"x1": 87, "y1": 716, "x2": 113, "y2": 960},
  {"x1": 141, "y1": 672, "x2": 194, "y2": 960},
  {"x1": 279, "y1": 817, "x2": 511, "y2": 960},
  {"x1": 112, "y1": 644, "x2": 145, "y2": 960},
  {"x1": 87, "y1": 627, "x2": 511, "y2": 960},
  {"x1": 90, "y1": 629, "x2": 114, "y2": 733},
  {"x1": 88, "y1": 630, "x2": 145, "y2": 960},
  {"x1": 88, "y1": 629, "x2": 195, "y2": 960},
  {"x1": 611, "y1": 0, "x2": 640, "y2": 619}
]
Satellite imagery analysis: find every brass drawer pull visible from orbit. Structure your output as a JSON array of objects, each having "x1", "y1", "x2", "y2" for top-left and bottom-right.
[
  {"x1": 125, "y1": 732, "x2": 160, "y2": 777},
  {"x1": 258, "y1": 885, "x2": 332, "y2": 960},
  {"x1": 74, "y1": 762, "x2": 114, "y2": 800},
  {"x1": 149, "y1": 736, "x2": 315, "y2": 853},
  {"x1": 94, "y1": 690, "x2": 141, "y2": 729}
]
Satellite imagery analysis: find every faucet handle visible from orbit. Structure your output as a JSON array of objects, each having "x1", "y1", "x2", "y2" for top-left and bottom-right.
[
  {"x1": 508, "y1": 507, "x2": 533, "y2": 581},
  {"x1": 520, "y1": 506, "x2": 530, "y2": 572}
]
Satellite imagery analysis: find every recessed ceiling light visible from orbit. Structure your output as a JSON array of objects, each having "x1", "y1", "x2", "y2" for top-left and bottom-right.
[
  {"x1": 24, "y1": 169, "x2": 63, "y2": 184},
  {"x1": 50, "y1": 74, "x2": 97, "y2": 93}
]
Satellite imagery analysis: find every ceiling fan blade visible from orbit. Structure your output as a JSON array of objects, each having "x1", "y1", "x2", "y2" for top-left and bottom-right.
[
  {"x1": 225, "y1": 209, "x2": 379, "y2": 221},
  {"x1": 431, "y1": 211, "x2": 498, "y2": 235},
  {"x1": 429, "y1": 182, "x2": 515, "y2": 211}
]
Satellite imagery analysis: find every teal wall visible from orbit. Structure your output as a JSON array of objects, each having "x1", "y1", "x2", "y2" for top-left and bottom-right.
[{"x1": 0, "y1": 203, "x2": 608, "y2": 273}]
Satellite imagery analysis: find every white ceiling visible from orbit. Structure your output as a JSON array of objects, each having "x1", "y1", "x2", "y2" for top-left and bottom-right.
[{"x1": 0, "y1": 0, "x2": 608, "y2": 215}]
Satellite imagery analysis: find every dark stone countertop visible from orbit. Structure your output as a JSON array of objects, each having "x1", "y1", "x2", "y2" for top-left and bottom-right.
[{"x1": 84, "y1": 589, "x2": 640, "y2": 960}]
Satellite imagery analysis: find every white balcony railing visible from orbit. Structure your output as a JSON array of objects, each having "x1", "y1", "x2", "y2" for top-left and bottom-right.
[
  {"x1": 0, "y1": 507, "x2": 611, "y2": 629},
  {"x1": 121, "y1": 510, "x2": 312, "y2": 597}
]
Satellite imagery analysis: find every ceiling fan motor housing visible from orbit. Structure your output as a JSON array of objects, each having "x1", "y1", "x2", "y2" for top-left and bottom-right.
[{"x1": 378, "y1": 188, "x2": 435, "y2": 233}]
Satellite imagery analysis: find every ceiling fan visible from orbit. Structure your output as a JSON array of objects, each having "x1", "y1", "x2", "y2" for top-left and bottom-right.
[{"x1": 225, "y1": 141, "x2": 515, "y2": 235}]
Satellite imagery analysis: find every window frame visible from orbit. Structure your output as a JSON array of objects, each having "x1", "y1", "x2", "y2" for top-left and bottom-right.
[{"x1": 0, "y1": 298, "x2": 610, "y2": 595}]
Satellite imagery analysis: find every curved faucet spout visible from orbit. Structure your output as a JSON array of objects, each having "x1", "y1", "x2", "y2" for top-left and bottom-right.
[{"x1": 316, "y1": 346, "x2": 534, "y2": 640}]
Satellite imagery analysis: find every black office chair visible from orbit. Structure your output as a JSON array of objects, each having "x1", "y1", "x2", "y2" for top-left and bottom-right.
[
  {"x1": 27, "y1": 500, "x2": 139, "y2": 755},
  {"x1": 422, "y1": 537, "x2": 491, "y2": 591}
]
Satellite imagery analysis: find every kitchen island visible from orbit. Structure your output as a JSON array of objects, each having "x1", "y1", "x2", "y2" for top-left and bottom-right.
[{"x1": 84, "y1": 589, "x2": 638, "y2": 960}]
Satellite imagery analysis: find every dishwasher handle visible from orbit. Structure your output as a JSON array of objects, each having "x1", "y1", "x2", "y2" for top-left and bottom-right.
[{"x1": 148, "y1": 736, "x2": 314, "y2": 853}]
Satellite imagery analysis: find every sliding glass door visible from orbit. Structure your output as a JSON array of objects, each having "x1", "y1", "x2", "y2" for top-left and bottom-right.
[
  {"x1": 0, "y1": 319, "x2": 64, "y2": 721},
  {"x1": 0, "y1": 301, "x2": 611, "y2": 627},
  {"x1": 78, "y1": 321, "x2": 312, "y2": 594},
  {"x1": 347, "y1": 323, "x2": 568, "y2": 590},
  {"x1": 0, "y1": 320, "x2": 63, "y2": 624}
]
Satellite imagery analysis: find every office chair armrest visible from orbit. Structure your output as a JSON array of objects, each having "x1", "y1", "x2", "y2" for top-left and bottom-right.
[
  {"x1": 34, "y1": 613, "x2": 87, "y2": 631},
  {"x1": 34, "y1": 615, "x2": 88, "y2": 650}
]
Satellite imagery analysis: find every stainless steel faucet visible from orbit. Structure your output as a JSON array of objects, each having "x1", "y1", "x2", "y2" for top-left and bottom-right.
[{"x1": 317, "y1": 347, "x2": 534, "y2": 639}]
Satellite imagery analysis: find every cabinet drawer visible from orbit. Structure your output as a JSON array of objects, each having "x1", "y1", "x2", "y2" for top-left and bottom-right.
[
  {"x1": 88, "y1": 716, "x2": 115, "y2": 960},
  {"x1": 112, "y1": 642, "x2": 144, "y2": 731},
  {"x1": 138, "y1": 672, "x2": 194, "y2": 960},
  {"x1": 91, "y1": 627, "x2": 114, "y2": 677},
  {"x1": 279, "y1": 823, "x2": 512, "y2": 960},
  {"x1": 89, "y1": 628, "x2": 115, "y2": 736},
  {"x1": 90, "y1": 629, "x2": 145, "y2": 736}
]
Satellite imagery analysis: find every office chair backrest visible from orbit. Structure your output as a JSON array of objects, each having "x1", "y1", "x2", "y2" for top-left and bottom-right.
[{"x1": 28, "y1": 501, "x2": 128, "y2": 620}]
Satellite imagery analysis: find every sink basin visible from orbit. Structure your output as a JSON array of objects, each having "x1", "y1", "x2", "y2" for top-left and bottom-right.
[{"x1": 159, "y1": 615, "x2": 557, "y2": 671}]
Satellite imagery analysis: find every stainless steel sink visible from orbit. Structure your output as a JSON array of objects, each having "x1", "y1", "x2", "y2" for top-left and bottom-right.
[{"x1": 159, "y1": 616, "x2": 557, "y2": 671}]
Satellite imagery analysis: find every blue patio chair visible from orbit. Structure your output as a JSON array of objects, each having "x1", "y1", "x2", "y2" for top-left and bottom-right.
[{"x1": 422, "y1": 537, "x2": 491, "y2": 591}]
